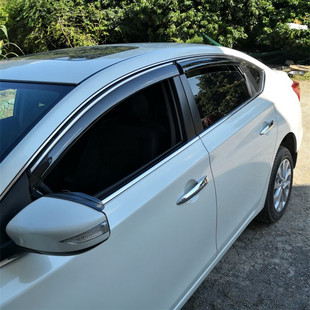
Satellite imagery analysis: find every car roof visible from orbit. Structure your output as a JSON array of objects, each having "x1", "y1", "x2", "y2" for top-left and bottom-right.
[{"x1": 0, "y1": 43, "x2": 227, "y2": 84}]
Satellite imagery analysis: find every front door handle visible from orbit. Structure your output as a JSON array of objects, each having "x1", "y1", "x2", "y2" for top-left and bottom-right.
[
  {"x1": 177, "y1": 176, "x2": 209, "y2": 205},
  {"x1": 260, "y1": 120, "x2": 274, "y2": 135}
]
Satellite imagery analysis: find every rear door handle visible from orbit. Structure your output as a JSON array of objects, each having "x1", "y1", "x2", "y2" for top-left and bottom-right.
[
  {"x1": 177, "y1": 176, "x2": 209, "y2": 205},
  {"x1": 260, "y1": 120, "x2": 274, "y2": 135}
]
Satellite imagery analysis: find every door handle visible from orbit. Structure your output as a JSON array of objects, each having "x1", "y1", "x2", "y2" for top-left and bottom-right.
[
  {"x1": 177, "y1": 176, "x2": 209, "y2": 205},
  {"x1": 260, "y1": 120, "x2": 274, "y2": 135}
]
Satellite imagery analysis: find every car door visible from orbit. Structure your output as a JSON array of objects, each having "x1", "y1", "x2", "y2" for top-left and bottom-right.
[
  {"x1": 179, "y1": 58, "x2": 278, "y2": 252},
  {"x1": 0, "y1": 65, "x2": 217, "y2": 310}
]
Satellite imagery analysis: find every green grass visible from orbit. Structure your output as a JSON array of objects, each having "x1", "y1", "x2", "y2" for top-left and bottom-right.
[{"x1": 290, "y1": 71, "x2": 310, "y2": 81}]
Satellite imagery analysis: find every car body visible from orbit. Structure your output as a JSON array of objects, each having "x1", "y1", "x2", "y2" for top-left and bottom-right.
[{"x1": 0, "y1": 43, "x2": 303, "y2": 309}]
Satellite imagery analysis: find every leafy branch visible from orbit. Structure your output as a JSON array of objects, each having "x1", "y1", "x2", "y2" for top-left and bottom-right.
[{"x1": 0, "y1": 25, "x2": 24, "y2": 59}]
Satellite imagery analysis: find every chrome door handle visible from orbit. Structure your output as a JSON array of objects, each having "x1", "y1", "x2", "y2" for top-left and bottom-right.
[
  {"x1": 260, "y1": 120, "x2": 274, "y2": 135},
  {"x1": 177, "y1": 176, "x2": 209, "y2": 205}
]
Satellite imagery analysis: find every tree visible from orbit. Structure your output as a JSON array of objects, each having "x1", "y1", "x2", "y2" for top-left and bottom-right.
[{"x1": 2, "y1": 0, "x2": 309, "y2": 55}]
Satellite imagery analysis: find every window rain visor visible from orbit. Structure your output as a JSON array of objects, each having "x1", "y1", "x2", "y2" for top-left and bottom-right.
[{"x1": 0, "y1": 82, "x2": 74, "y2": 162}]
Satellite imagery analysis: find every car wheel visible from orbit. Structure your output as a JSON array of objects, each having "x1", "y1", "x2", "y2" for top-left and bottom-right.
[{"x1": 257, "y1": 146, "x2": 293, "y2": 223}]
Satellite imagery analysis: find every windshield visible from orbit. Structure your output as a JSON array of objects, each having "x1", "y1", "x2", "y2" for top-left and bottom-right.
[{"x1": 0, "y1": 82, "x2": 74, "y2": 162}]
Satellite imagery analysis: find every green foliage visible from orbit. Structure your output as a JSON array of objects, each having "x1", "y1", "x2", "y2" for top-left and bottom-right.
[
  {"x1": 0, "y1": 0, "x2": 8, "y2": 25},
  {"x1": 107, "y1": 0, "x2": 178, "y2": 42},
  {"x1": 1, "y1": 0, "x2": 310, "y2": 56},
  {"x1": 236, "y1": 0, "x2": 310, "y2": 50},
  {"x1": 0, "y1": 24, "x2": 23, "y2": 59},
  {"x1": 4, "y1": 0, "x2": 110, "y2": 53}
]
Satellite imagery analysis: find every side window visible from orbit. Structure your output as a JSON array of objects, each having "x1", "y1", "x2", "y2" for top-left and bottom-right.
[
  {"x1": 240, "y1": 61, "x2": 264, "y2": 93},
  {"x1": 186, "y1": 65, "x2": 251, "y2": 129},
  {"x1": 42, "y1": 79, "x2": 183, "y2": 198}
]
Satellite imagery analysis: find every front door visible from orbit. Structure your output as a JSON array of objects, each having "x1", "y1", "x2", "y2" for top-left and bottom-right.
[{"x1": 0, "y1": 69, "x2": 217, "y2": 310}]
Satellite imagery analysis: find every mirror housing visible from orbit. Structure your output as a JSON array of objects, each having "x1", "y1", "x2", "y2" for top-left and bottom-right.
[{"x1": 6, "y1": 193, "x2": 110, "y2": 255}]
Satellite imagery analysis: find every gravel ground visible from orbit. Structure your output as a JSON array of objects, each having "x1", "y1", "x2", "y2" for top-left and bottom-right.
[{"x1": 182, "y1": 81, "x2": 310, "y2": 310}]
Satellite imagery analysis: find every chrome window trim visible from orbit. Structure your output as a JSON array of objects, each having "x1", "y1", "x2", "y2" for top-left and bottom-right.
[
  {"x1": 101, "y1": 136, "x2": 201, "y2": 205},
  {"x1": 198, "y1": 93, "x2": 262, "y2": 138},
  {"x1": 197, "y1": 69, "x2": 265, "y2": 138},
  {"x1": 30, "y1": 61, "x2": 176, "y2": 173},
  {"x1": 0, "y1": 53, "x2": 225, "y2": 201},
  {"x1": 1, "y1": 61, "x2": 185, "y2": 201},
  {"x1": 178, "y1": 55, "x2": 266, "y2": 94},
  {"x1": 29, "y1": 63, "x2": 179, "y2": 180},
  {"x1": 0, "y1": 53, "x2": 265, "y2": 201},
  {"x1": 179, "y1": 57, "x2": 266, "y2": 137},
  {"x1": 0, "y1": 137, "x2": 201, "y2": 267},
  {"x1": 0, "y1": 254, "x2": 26, "y2": 268}
]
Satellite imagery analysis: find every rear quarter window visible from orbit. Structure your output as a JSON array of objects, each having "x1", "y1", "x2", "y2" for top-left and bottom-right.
[{"x1": 240, "y1": 61, "x2": 264, "y2": 94}]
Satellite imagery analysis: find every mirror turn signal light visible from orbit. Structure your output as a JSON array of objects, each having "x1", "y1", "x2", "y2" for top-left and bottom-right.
[{"x1": 61, "y1": 221, "x2": 109, "y2": 245}]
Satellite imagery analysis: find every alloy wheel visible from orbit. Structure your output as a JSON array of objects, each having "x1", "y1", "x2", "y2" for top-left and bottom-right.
[{"x1": 273, "y1": 158, "x2": 292, "y2": 212}]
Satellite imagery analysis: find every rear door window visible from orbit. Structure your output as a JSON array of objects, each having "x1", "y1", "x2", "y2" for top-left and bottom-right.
[
  {"x1": 185, "y1": 65, "x2": 251, "y2": 129},
  {"x1": 240, "y1": 61, "x2": 264, "y2": 94}
]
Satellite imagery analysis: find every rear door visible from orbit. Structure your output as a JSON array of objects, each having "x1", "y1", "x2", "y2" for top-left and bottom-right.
[
  {"x1": 179, "y1": 58, "x2": 277, "y2": 251},
  {"x1": 0, "y1": 65, "x2": 217, "y2": 309}
]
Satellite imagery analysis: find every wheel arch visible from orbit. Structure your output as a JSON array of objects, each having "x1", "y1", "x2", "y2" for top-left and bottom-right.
[{"x1": 280, "y1": 133, "x2": 297, "y2": 168}]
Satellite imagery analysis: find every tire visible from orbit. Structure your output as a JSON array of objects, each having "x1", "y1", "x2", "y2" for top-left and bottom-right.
[{"x1": 257, "y1": 146, "x2": 294, "y2": 223}]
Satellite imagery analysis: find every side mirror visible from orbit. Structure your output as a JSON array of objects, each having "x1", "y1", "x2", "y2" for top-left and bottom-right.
[{"x1": 6, "y1": 192, "x2": 110, "y2": 255}]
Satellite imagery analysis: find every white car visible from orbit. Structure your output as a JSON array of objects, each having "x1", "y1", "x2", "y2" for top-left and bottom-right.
[{"x1": 0, "y1": 43, "x2": 303, "y2": 309}]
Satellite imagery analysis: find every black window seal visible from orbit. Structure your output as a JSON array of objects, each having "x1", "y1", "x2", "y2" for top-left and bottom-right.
[
  {"x1": 179, "y1": 74, "x2": 204, "y2": 135},
  {"x1": 172, "y1": 76, "x2": 196, "y2": 140}
]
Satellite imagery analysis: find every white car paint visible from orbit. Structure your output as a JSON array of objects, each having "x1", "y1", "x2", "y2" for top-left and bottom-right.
[
  {"x1": 1, "y1": 138, "x2": 217, "y2": 310},
  {"x1": 200, "y1": 94, "x2": 278, "y2": 250},
  {"x1": 0, "y1": 43, "x2": 303, "y2": 310},
  {"x1": 266, "y1": 70, "x2": 303, "y2": 151},
  {"x1": 0, "y1": 44, "x2": 277, "y2": 197}
]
